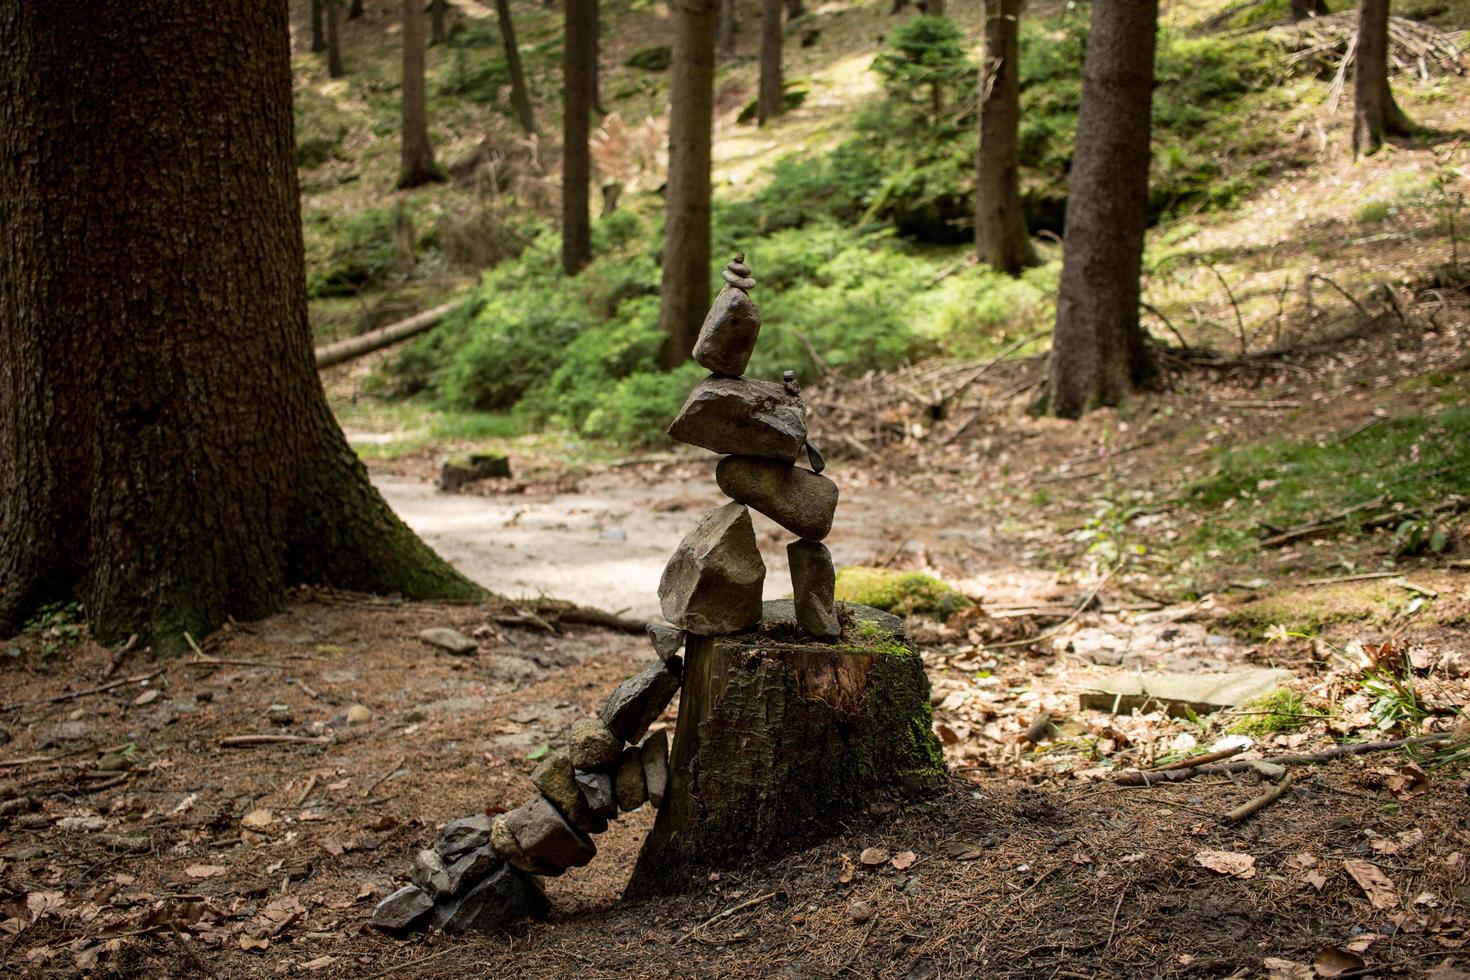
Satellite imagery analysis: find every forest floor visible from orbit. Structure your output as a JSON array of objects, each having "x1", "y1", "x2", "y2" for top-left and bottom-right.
[{"x1": 4, "y1": 299, "x2": 1469, "y2": 977}]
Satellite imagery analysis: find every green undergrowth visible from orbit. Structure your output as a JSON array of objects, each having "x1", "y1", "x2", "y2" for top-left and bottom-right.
[
  {"x1": 834, "y1": 567, "x2": 974, "y2": 618},
  {"x1": 1228, "y1": 687, "x2": 1325, "y2": 735}
]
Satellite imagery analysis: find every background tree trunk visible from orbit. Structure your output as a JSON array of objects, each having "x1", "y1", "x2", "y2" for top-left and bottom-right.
[
  {"x1": 656, "y1": 0, "x2": 720, "y2": 368},
  {"x1": 562, "y1": 0, "x2": 594, "y2": 275},
  {"x1": 349, "y1": 0, "x2": 364, "y2": 19},
  {"x1": 717, "y1": 0, "x2": 737, "y2": 59},
  {"x1": 398, "y1": 0, "x2": 442, "y2": 187},
  {"x1": 311, "y1": 0, "x2": 328, "y2": 50},
  {"x1": 326, "y1": 0, "x2": 345, "y2": 77},
  {"x1": 429, "y1": 0, "x2": 447, "y2": 44},
  {"x1": 1044, "y1": 0, "x2": 1159, "y2": 419},
  {"x1": 0, "y1": 0, "x2": 482, "y2": 649},
  {"x1": 757, "y1": 0, "x2": 783, "y2": 125},
  {"x1": 975, "y1": 0, "x2": 1036, "y2": 275},
  {"x1": 590, "y1": 0, "x2": 603, "y2": 112},
  {"x1": 1352, "y1": 0, "x2": 1413, "y2": 156},
  {"x1": 786, "y1": 0, "x2": 804, "y2": 19},
  {"x1": 927, "y1": 0, "x2": 945, "y2": 14},
  {"x1": 627, "y1": 602, "x2": 945, "y2": 898},
  {"x1": 496, "y1": 0, "x2": 537, "y2": 134},
  {"x1": 1289, "y1": 0, "x2": 1329, "y2": 18}
]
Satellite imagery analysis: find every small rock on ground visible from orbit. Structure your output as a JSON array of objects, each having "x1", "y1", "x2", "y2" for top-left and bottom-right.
[
  {"x1": 371, "y1": 885, "x2": 435, "y2": 933},
  {"x1": 418, "y1": 627, "x2": 478, "y2": 656}
]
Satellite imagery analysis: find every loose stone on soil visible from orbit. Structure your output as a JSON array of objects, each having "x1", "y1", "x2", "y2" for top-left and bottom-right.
[
  {"x1": 504, "y1": 794, "x2": 596, "y2": 875},
  {"x1": 411, "y1": 848, "x2": 450, "y2": 897},
  {"x1": 346, "y1": 704, "x2": 372, "y2": 725},
  {"x1": 437, "y1": 814, "x2": 492, "y2": 859},
  {"x1": 1078, "y1": 668, "x2": 1295, "y2": 718},
  {"x1": 599, "y1": 659, "x2": 683, "y2": 743},
  {"x1": 371, "y1": 885, "x2": 435, "y2": 933},
  {"x1": 431, "y1": 863, "x2": 549, "y2": 934},
  {"x1": 641, "y1": 729, "x2": 670, "y2": 809},
  {"x1": 646, "y1": 623, "x2": 686, "y2": 669},
  {"x1": 716, "y1": 455, "x2": 838, "y2": 541},
  {"x1": 575, "y1": 769, "x2": 617, "y2": 818},
  {"x1": 530, "y1": 749, "x2": 606, "y2": 835},
  {"x1": 615, "y1": 747, "x2": 648, "y2": 812},
  {"x1": 667, "y1": 376, "x2": 806, "y2": 462},
  {"x1": 787, "y1": 540, "x2": 840, "y2": 639},
  {"x1": 418, "y1": 627, "x2": 477, "y2": 656},
  {"x1": 568, "y1": 717, "x2": 622, "y2": 771},
  {"x1": 693, "y1": 286, "x2": 762, "y2": 377},
  {"x1": 658, "y1": 502, "x2": 766, "y2": 636}
]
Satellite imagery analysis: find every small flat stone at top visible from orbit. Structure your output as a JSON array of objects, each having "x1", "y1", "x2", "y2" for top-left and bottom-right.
[
  {"x1": 727, "y1": 259, "x2": 752, "y2": 277},
  {"x1": 723, "y1": 270, "x2": 757, "y2": 290}
]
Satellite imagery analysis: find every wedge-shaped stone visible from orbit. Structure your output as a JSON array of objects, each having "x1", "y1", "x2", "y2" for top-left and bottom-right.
[
  {"x1": 615, "y1": 746, "x2": 647, "y2": 812},
  {"x1": 371, "y1": 885, "x2": 434, "y2": 934},
  {"x1": 599, "y1": 659, "x2": 682, "y2": 743},
  {"x1": 641, "y1": 729, "x2": 670, "y2": 808},
  {"x1": 530, "y1": 749, "x2": 606, "y2": 835},
  {"x1": 503, "y1": 794, "x2": 596, "y2": 876},
  {"x1": 432, "y1": 863, "x2": 549, "y2": 934},
  {"x1": 668, "y1": 377, "x2": 805, "y2": 462},
  {"x1": 693, "y1": 285, "x2": 762, "y2": 377},
  {"x1": 437, "y1": 814, "x2": 492, "y2": 859},
  {"x1": 717, "y1": 456, "x2": 838, "y2": 541},
  {"x1": 574, "y1": 769, "x2": 617, "y2": 818},
  {"x1": 568, "y1": 717, "x2": 622, "y2": 771},
  {"x1": 658, "y1": 502, "x2": 765, "y2": 636},
  {"x1": 443, "y1": 844, "x2": 502, "y2": 898},
  {"x1": 646, "y1": 623, "x2": 687, "y2": 672},
  {"x1": 411, "y1": 848, "x2": 450, "y2": 897},
  {"x1": 788, "y1": 539, "x2": 840, "y2": 639},
  {"x1": 489, "y1": 814, "x2": 525, "y2": 864}
]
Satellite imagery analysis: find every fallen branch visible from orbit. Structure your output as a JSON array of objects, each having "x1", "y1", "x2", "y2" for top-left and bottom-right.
[
  {"x1": 551, "y1": 604, "x2": 646, "y2": 633},
  {"x1": 1113, "y1": 734, "x2": 1457, "y2": 785},
  {"x1": 219, "y1": 735, "x2": 331, "y2": 748},
  {"x1": 677, "y1": 891, "x2": 778, "y2": 945},
  {"x1": 1150, "y1": 744, "x2": 1248, "y2": 772},
  {"x1": 363, "y1": 755, "x2": 407, "y2": 798},
  {"x1": 183, "y1": 657, "x2": 283, "y2": 670},
  {"x1": 1221, "y1": 772, "x2": 1294, "y2": 825},
  {"x1": 103, "y1": 634, "x2": 140, "y2": 679},
  {"x1": 0, "y1": 669, "x2": 165, "y2": 714},
  {"x1": 313, "y1": 301, "x2": 460, "y2": 369}
]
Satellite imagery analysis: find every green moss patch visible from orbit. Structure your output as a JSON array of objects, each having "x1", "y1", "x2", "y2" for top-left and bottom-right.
[
  {"x1": 835, "y1": 567, "x2": 972, "y2": 617},
  {"x1": 1228, "y1": 687, "x2": 1324, "y2": 735}
]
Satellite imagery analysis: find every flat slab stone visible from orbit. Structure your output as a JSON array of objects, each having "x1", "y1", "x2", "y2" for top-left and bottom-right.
[
  {"x1": 443, "y1": 844, "x2": 502, "y2": 898},
  {"x1": 419, "y1": 627, "x2": 477, "y2": 656},
  {"x1": 717, "y1": 456, "x2": 838, "y2": 541},
  {"x1": 371, "y1": 885, "x2": 434, "y2": 934},
  {"x1": 641, "y1": 729, "x2": 670, "y2": 809},
  {"x1": 787, "y1": 540, "x2": 840, "y2": 639},
  {"x1": 615, "y1": 746, "x2": 647, "y2": 812},
  {"x1": 693, "y1": 285, "x2": 762, "y2": 377},
  {"x1": 432, "y1": 863, "x2": 548, "y2": 934},
  {"x1": 503, "y1": 794, "x2": 596, "y2": 875},
  {"x1": 437, "y1": 814, "x2": 492, "y2": 858},
  {"x1": 1078, "y1": 668, "x2": 1296, "y2": 718},
  {"x1": 599, "y1": 659, "x2": 682, "y2": 744},
  {"x1": 659, "y1": 502, "x2": 766, "y2": 636},
  {"x1": 667, "y1": 376, "x2": 806, "y2": 462}
]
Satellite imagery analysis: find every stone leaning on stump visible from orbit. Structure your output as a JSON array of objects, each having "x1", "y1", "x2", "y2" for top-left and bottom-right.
[
  {"x1": 615, "y1": 746, "x2": 648, "y2": 811},
  {"x1": 657, "y1": 501, "x2": 765, "y2": 637},
  {"x1": 715, "y1": 455, "x2": 838, "y2": 541},
  {"x1": 641, "y1": 729, "x2": 670, "y2": 808},
  {"x1": 599, "y1": 657, "x2": 683, "y2": 743}
]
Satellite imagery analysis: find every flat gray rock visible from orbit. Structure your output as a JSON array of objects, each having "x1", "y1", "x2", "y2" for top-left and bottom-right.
[
  {"x1": 1079, "y1": 669, "x2": 1295, "y2": 718},
  {"x1": 371, "y1": 885, "x2": 434, "y2": 934},
  {"x1": 693, "y1": 285, "x2": 762, "y2": 377},
  {"x1": 437, "y1": 814, "x2": 492, "y2": 858},
  {"x1": 641, "y1": 729, "x2": 670, "y2": 808},
  {"x1": 615, "y1": 746, "x2": 647, "y2": 812},
  {"x1": 503, "y1": 794, "x2": 596, "y2": 875},
  {"x1": 443, "y1": 845, "x2": 502, "y2": 898},
  {"x1": 530, "y1": 749, "x2": 606, "y2": 836},
  {"x1": 568, "y1": 717, "x2": 622, "y2": 771},
  {"x1": 667, "y1": 376, "x2": 806, "y2": 462},
  {"x1": 419, "y1": 627, "x2": 477, "y2": 656},
  {"x1": 574, "y1": 769, "x2": 617, "y2": 818},
  {"x1": 431, "y1": 863, "x2": 548, "y2": 934},
  {"x1": 788, "y1": 540, "x2": 840, "y2": 639},
  {"x1": 716, "y1": 456, "x2": 838, "y2": 541},
  {"x1": 599, "y1": 659, "x2": 682, "y2": 743},
  {"x1": 658, "y1": 502, "x2": 765, "y2": 636},
  {"x1": 411, "y1": 848, "x2": 450, "y2": 897}
]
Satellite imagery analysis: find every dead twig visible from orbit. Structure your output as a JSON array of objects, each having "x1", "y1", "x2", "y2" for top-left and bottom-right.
[
  {"x1": 293, "y1": 773, "x2": 320, "y2": 807},
  {"x1": 1114, "y1": 734, "x2": 1457, "y2": 785},
  {"x1": 0, "y1": 669, "x2": 165, "y2": 714},
  {"x1": 219, "y1": 735, "x2": 331, "y2": 748},
  {"x1": 363, "y1": 755, "x2": 407, "y2": 798},
  {"x1": 103, "y1": 633, "x2": 139, "y2": 679},
  {"x1": 677, "y1": 891, "x2": 778, "y2": 945},
  {"x1": 1222, "y1": 772, "x2": 1295, "y2": 825},
  {"x1": 1149, "y1": 744, "x2": 1247, "y2": 771},
  {"x1": 981, "y1": 565, "x2": 1120, "y2": 652},
  {"x1": 183, "y1": 657, "x2": 283, "y2": 670}
]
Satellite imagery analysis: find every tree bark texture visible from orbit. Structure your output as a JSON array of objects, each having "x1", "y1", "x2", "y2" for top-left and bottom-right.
[
  {"x1": 1351, "y1": 0, "x2": 1413, "y2": 156},
  {"x1": 975, "y1": 0, "x2": 1036, "y2": 275},
  {"x1": 311, "y1": 0, "x2": 327, "y2": 50},
  {"x1": 562, "y1": 0, "x2": 595, "y2": 275},
  {"x1": 657, "y1": 0, "x2": 720, "y2": 368},
  {"x1": 1045, "y1": 0, "x2": 1159, "y2": 419},
  {"x1": 717, "y1": 0, "x2": 737, "y2": 59},
  {"x1": 496, "y1": 0, "x2": 537, "y2": 134},
  {"x1": 327, "y1": 0, "x2": 344, "y2": 77},
  {"x1": 927, "y1": 0, "x2": 945, "y2": 15},
  {"x1": 1290, "y1": 0, "x2": 1329, "y2": 18},
  {"x1": 398, "y1": 0, "x2": 443, "y2": 188},
  {"x1": 0, "y1": 0, "x2": 483, "y2": 648},
  {"x1": 786, "y1": 0, "x2": 805, "y2": 19},
  {"x1": 627, "y1": 601, "x2": 946, "y2": 898},
  {"x1": 349, "y1": 0, "x2": 364, "y2": 19},
  {"x1": 429, "y1": 0, "x2": 447, "y2": 45},
  {"x1": 590, "y1": 0, "x2": 602, "y2": 112},
  {"x1": 757, "y1": 0, "x2": 784, "y2": 125}
]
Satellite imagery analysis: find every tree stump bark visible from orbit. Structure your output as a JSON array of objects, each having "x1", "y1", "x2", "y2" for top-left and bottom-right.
[{"x1": 626, "y1": 600, "x2": 944, "y2": 897}]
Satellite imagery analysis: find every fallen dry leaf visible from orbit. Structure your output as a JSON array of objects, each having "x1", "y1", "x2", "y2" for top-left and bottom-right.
[
  {"x1": 1304, "y1": 870, "x2": 1328, "y2": 892},
  {"x1": 859, "y1": 847, "x2": 889, "y2": 867},
  {"x1": 183, "y1": 864, "x2": 226, "y2": 879},
  {"x1": 1313, "y1": 946, "x2": 1366, "y2": 977},
  {"x1": 837, "y1": 853, "x2": 855, "y2": 884},
  {"x1": 1344, "y1": 859, "x2": 1398, "y2": 910},
  {"x1": 241, "y1": 809, "x2": 274, "y2": 830},
  {"x1": 944, "y1": 840, "x2": 985, "y2": 861},
  {"x1": 1194, "y1": 849, "x2": 1256, "y2": 879},
  {"x1": 26, "y1": 892, "x2": 65, "y2": 921},
  {"x1": 1072, "y1": 852, "x2": 1094, "y2": 866},
  {"x1": 891, "y1": 851, "x2": 916, "y2": 871},
  {"x1": 1262, "y1": 956, "x2": 1312, "y2": 980},
  {"x1": 1290, "y1": 852, "x2": 1318, "y2": 869},
  {"x1": 238, "y1": 935, "x2": 268, "y2": 952},
  {"x1": 302, "y1": 955, "x2": 337, "y2": 970}
]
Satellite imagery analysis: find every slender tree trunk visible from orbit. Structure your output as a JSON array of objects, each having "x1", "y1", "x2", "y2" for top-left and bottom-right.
[
  {"x1": 786, "y1": 0, "x2": 804, "y2": 19},
  {"x1": 398, "y1": 0, "x2": 442, "y2": 187},
  {"x1": 327, "y1": 0, "x2": 345, "y2": 77},
  {"x1": 349, "y1": 0, "x2": 364, "y2": 19},
  {"x1": 717, "y1": 0, "x2": 737, "y2": 59},
  {"x1": 0, "y1": 0, "x2": 482, "y2": 650},
  {"x1": 496, "y1": 0, "x2": 537, "y2": 134},
  {"x1": 590, "y1": 0, "x2": 603, "y2": 112},
  {"x1": 1044, "y1": 0, "x2": 1158, "y2": 419},
  {"x1": 1352, "y1": 0, "x2": 1413, "y2": 156},
  {"x1": 657, "y1": 0, "x2": 720, "y2": 368},
  {"x1": 1289, "y1": 0, "x2": 1329, "y2": 19},
  {"x1": 757, "y1": 0, "x2": 783, "y2": 125},
  {"x1": 927, "y1": 0, "x2": 945, "y2": 14},
  {"x1": 429, "y1": 0, "x2": 447, "y2": 45},
  {"x1": 975, "y1": 0, "x2": 1036, "y2": 275},
  {"x1": 563, "y1": 0, "x2": 594, "y2": 275},
  {"x1": 311, "y1": 0, "x2": 328, "y2": 50}
]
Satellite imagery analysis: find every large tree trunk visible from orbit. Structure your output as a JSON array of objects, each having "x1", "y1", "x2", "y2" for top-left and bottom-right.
[
  {"x1": 349, "y1": 0, "x2": 364, "y2": 20},
  {"x1": 786, "y1": 0, "x2": 804, "y2": 19},
  {"x1": 1044, "y1": 0, "x2": 1159, "y2": 419},
  {"x1": 398, "y1": 0, "x2": 442, "y2": 187},
  {"x1": 562, "y1": 0, "x2": 594, "y2": 275},
  {"x1": 927, "y1": 0, "x2": 945, "y2": 14},
  {"x1": 1290, "y1": 0, "x2": 1329, "y2": 19},
  {"x1": 429, "y1": 0, "x2": 447, "y2": 45},
  {"x1": 326, "y1": 0, "x2": 345, "y2": 77},
  {"x1": 975, "y1": 0, "x2": 1036, "y2": 276},
  {"x1": 656, "y1": 0, "x2": 720, "y2": 368},
  {"x1": 590, "y1": 0, "x2": 603, "y2": 113},
  {"x1": 496, "y1": 0, "x2": 537, "y2": 134},
  {"x1": 717, "y1": 0, "x2": 737, "y2": 59},
  {"x1": 757, "y1": 0, "x2": 783, "y2": 125},
  {"x1": 311, "y1": 0, "x2": 328, "y2": 50},
  {"x1": 0, "y1": 0, "x2": 483, "y2": 650},
  {"x1": 1352, "y1": 0, "x2": 1413, "y2": 156},
  {"x1": 627, "y1": 602, "x2": 945, "y2": 897}
]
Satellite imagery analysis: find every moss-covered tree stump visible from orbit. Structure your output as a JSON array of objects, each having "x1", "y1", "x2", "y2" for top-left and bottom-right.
[{"x1": 626, "y1": 599, "x2": 944, "y2": 897}]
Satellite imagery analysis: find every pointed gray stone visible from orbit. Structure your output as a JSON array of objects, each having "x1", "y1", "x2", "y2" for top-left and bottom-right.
[
  {"x1": 574, "y1": 769, "x2": 617, "y2": 818},
  {"x1": 419, "y1": 627, "x2": 477, "y2": 656},
  {"x1": 668, "y1": 377, "x2": 806, "y2": 461},
  {"x1": 568, "y1": 717, "x2": 622, "y2": 771},
  {"x1": 411, "y1": 848, "x2": 450, "y2": 897},
  {"x1": 788, "y1": 539, "x2": 840, "y2": 639},
  {"x1": 371, "y1": 885, "x2": 434, "y2": 934},
  {"x1": 598, "y1": 659, "x2": 682, "y2": 743},
  {"x1": 693, "y1": 285, "x2": 762, "y2": 376},
  {"x1": 641, "y1": 729, "x2": 670, "y2": 808},
  {"x1": 503, "y1": 794, "x2": 596, "y2": 875},
  {"x1": 805, "y1": 439, "x2": 826, "y2": 474},
  {"x1": 437, "y1": 814, "x2": 491, "y2": 858},
  {"x1": 530, "y1": 749, "x2": 606, "y2": 835},
  {"x1": 716, "y1": 456, "x2": 838, "y2": 541},
  {"x1": 443, "y1": 845, "x2": 502, "y2": 897},
  {"x1": 646, "y1": 623, "x2": 686, "y2": 669},
  {"x1": 431, "y1": 864, "x2": 549, "y2": 934},
  {"x1": 615, "y1": 746, "x2": 647, "y2": 812},
  {"x1": 658, "y1": 502, "x2": 765, "y2": 635}
]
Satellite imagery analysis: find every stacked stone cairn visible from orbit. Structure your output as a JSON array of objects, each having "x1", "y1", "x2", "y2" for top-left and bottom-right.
[{"x1": 371, "y1": 252, "x2": 840, "y2": 936}]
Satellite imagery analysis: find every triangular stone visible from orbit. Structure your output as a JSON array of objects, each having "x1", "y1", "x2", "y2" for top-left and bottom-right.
[
  {"x1": 693, "y1": 285, "x2": 762, "y2": 376},
  {"x1": 658, "y1": 502, "x2": 766, "y2": 635}
]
